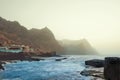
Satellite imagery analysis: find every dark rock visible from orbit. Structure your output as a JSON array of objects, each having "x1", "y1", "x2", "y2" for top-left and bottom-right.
[
  {"x1": 80, "y1": 69, "x2": 104, "y2": 79},
  {"x1": 63, "y1": 57, "x2": 67, "y2": 59},
  {"x1": 0, "y1": 62, "x2": 4, "y2": 70},
  {"x1": 104, "y1": 57, "x2": 120, "y2": 80},
  {"x1": 30, "y1": 57, "x2": 45, "y2": 61},
  {"x1": 85, "y1": 59, "x2": 104, "y2": 68},
  {"x1": 31, "y1": 58, "x2": 40, "y2": 61},
  {"x1": 55, "y1": 59, "x2": 62, "y2": 61},
  {"x1": 55, "y1": 57, "x2": 67, "y2": 61}
]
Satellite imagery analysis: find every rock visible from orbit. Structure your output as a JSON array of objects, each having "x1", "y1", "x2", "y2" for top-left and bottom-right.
[
  {"x1": 104, "y1": 57, "x2": 120, "y2": 80},
  {"x1": 55, "y1": 59, "x2": 62, "y2": 61},
  {"x1": 85, "y1": 59, "x2": 104, "y2": 68},
  {"x1": 30, "y1": 58, "x2": 40, "y2": 61},
  {"x1": 55, "y1": 57, "x2": 67, "y2": 61},
  {"x1": 27, "y1": 56, "x2": 45, "y2": 61},
  {"x1": 80, "y1": 68, "x2": 104, "y2": 79},
  {"x1": 0, "y1": 62, "x2": 4, "y2": 70},
  {"x1": 0, "y1": 52, "x2": 26, "y2": 60}
]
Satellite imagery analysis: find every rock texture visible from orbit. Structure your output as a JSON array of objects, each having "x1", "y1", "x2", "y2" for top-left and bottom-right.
[
  {"x1": 104, "y1": 57, "x2": 120, "y2": 80},
  {"x1": 80, "y1": 68, "x2": 104, "y2": 80}
]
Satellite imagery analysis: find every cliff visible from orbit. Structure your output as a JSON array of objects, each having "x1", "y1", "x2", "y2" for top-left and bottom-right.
[
  {"x1": 59, "y1": 39, "x2": 98, "y2": 55},
  {"x1": 0, "y1": 17, "x2": 63, "y2": 53}
]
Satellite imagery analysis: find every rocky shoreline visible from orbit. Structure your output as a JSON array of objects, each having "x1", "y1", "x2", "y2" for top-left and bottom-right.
[
  {"x1": 1, "y1": 56, "x2": 120, "y2": 80},
  {"x1": 81, "y1": 67, "x2": 104, "y2": 80},
  {"x1": 80, "y1": 59, "x2": 105, "y2": 80},
  {"x1": 0, "y1": 51, "x2": 61, "y2": 70},
  {"x1": 0, "y1": 56, "x2": 105, "y2": 79},
  {"x1": 81, "y1": 57, "x2": 120, "y2": 80}
]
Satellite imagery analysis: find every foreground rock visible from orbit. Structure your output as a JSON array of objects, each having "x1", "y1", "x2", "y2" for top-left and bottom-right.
[
  {"x1": 84, "y1": 57, "x2": 120, "y2": 80},
  {"x1": 80, "y1": 68, "x2": 104, "y2": 80},
  {"x1": 85, "y1": 59, "x2": 104, "y2": 68},
  {"x1": 104, "y1": 57, "x2": 120, "y2": 80},
  {"x1": 82, "y1": 59, "x2": 105, "y2": 80}
]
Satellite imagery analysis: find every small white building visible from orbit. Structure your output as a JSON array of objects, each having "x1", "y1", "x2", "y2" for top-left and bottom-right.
[{"x1": 0, "y1": 46, "x2": 23, "y2": 53}]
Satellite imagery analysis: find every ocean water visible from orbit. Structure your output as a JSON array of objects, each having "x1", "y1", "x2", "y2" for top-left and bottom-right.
[{"x1": 0, "y1": 55, "x2": 104, "y2": 80}]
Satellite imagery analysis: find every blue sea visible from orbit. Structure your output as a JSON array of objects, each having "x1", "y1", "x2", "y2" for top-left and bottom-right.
[{"x1": 0, "y1": 55, "x2": 104, "y2": 80}]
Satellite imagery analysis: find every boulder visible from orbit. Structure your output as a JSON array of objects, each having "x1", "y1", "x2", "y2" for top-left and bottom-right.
[
  {"x1": 104, "y1": 57, "x2": 120, "y2": 80},
  {"x1": 80, "y1": 69, "x2": 104, "y2": 79},
  {"x1": 85, "y1": 59, "x2": 104, "y2": 68}
]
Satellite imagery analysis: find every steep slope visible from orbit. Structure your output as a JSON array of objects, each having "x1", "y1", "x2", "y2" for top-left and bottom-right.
[
  {"x1": 0, "y1": 17, "x2": 63, "y2": 53},
  {"x1": 59, "y1": 39, "x2": 97, "y2": 55},
  {"x1": 28, "y1": 27, "x2": 63, "y2": 52}
]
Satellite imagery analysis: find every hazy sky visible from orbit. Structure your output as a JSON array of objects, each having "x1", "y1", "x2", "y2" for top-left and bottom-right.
[{"x1": 0, "y1": 0, "x2": 120, "y2": 54}]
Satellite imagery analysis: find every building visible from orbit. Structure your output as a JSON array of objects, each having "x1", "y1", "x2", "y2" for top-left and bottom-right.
[
  {"x1": 0, "y1": 45, "x2": 34, "y2": 53},
  {"x1": 0, "y1": 46, "x2": 23, "y2": 53}
]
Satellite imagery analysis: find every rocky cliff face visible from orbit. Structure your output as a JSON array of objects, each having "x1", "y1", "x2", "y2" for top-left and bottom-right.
[
  {"x1": 28, "y1": 27, "x2": 63, "y2": 52},
  {"x1": 0, "y1": 17, "x2": 63, "y2": 53},
  {"x1": 59, "y1": 39, "x2": 98, "y2": 55}
]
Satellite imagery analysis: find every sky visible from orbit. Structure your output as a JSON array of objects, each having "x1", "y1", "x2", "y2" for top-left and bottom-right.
[{"x1": 0, "y1": 0, "x2": 120, "y2": 54}]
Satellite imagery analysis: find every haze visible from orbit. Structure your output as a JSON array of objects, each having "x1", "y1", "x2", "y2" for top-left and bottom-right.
[{"x1": 0, "y1": 0, "x2": 120, "y2": 55}]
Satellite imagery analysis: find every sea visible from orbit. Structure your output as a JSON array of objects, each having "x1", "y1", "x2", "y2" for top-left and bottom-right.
[{"x1": 0, "y1": 55, "x2": 105, "y2": 80}]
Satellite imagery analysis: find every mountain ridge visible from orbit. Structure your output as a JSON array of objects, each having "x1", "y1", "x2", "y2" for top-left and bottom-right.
[
  {"x1": 59, "y1": 39, "x2": 98, "y2": 55},
  {"x1": 0, "y1": 17, "x2": 63, "y2": 53},
  {"x1": 0, "y1": 16, "x2": 97, "y2": 55}
]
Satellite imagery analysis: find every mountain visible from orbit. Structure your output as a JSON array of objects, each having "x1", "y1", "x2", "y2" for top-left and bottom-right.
[
  {"x1": 0, "y1": 16, "x2": 97, "y2": 55},
  {"x1": 0, "y1": 17, "x2": 63, "y2": 53},
  {"x1": 59, "y1": 39, "x2": 98, "y2": 55}
]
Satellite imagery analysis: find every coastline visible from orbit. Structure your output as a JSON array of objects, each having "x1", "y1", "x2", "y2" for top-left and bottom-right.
[
  {"x1": 1, "y1": 55, "x2": 120, "y2": 80},
  {"x1": 0, "y1": 51, "x2": 59, "y2": 71}
]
